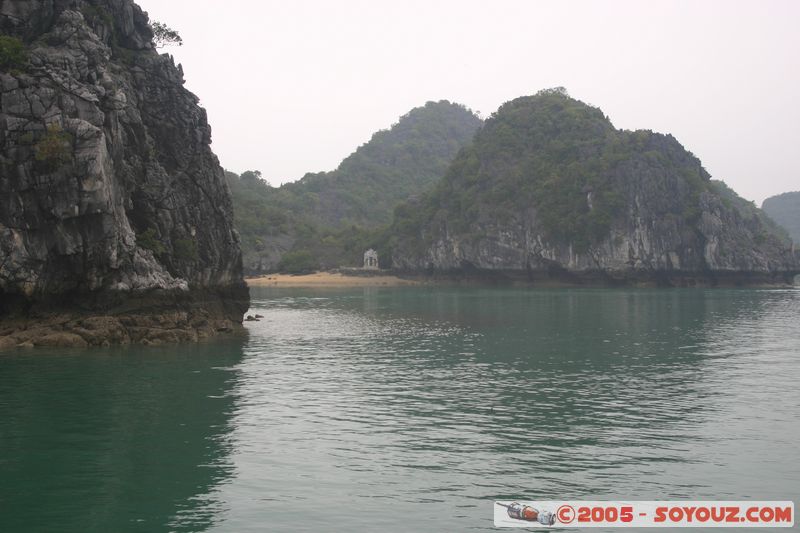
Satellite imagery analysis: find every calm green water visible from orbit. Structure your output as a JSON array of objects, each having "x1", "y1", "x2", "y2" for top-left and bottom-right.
[{"x1": 1, "y1": 287, "x2": 798, "y2": 532}]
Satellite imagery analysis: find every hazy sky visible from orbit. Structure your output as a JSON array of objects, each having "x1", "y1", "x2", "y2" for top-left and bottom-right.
[{"x1": 136, "y1": 0, "x2": 799, "y2": 204}]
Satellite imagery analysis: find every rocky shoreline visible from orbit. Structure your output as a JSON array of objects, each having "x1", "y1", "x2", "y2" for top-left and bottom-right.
[
  {"x1": 391, "y1": 267, "x2": 799, "y2": 288},
  {"x1": 0, "y1": 285, "x2": 248, "y2": 350},
  {"x1": 0, "y1": 310, "x2": 243, "y2": 350}
]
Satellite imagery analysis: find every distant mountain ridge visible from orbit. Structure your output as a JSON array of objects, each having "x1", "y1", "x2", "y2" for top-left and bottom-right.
[
  {"x1": 390, "y1": 89, "x2": 798, "y2": 285},
  {"x1": 762, "y1": 191, "x2": 800, "y2": 243},
  {"x1": 228, "y1": 101, "x2": 482, "y2": 273}
]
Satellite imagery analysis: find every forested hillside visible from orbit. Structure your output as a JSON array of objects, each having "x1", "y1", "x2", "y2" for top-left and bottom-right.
[
  {"x1": 762, "y1": 191, "x2": 800, "y2": 243},
  {"x1": 390, "y1": 89, "x2": 797, "y2": 285},
  {"x1": 228, "y1": 101, "x2": 482, "y2": 273}
]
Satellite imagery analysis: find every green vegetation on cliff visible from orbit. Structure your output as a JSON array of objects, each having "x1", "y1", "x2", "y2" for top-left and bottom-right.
[
  {"x1": 0, "y1": 35, "x2": 26, "y2": 72},
  {"x1": 228, "y1": 101, "x2": 482, "y2": 273},
  {"x1": 227, "y1": 170, "x2": 393, "y2": 273},
  {"x1": 33, "y1": 124, "x2": 73, "y2": 171},
  {"x1": 390, "y1": 89, "x2": 797, "y2": 278},
  {"x1": 393, "y1": 88, "x2": 710, "y2": 253},
  {"x1": 762, "y1": 191, "x2": 800, "y2": 243}
]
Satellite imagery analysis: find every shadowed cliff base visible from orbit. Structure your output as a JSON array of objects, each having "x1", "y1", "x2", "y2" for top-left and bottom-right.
[
  {"x1": 245, "y1": 268, "x2": 799, "y2": 289},
  {"x1": 391, "y1": 267, "x2": 800, "y2": 288},
  {"x1": 0, "y1": 284, "x2": 249, "y2": 350}
]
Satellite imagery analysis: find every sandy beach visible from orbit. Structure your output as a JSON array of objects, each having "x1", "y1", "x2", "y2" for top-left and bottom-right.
[{"x1": 246, "y1": 271, "x2": 420, "y2": 288}]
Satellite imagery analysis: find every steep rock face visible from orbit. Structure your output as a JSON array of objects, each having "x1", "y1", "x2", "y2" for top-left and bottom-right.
[
  {"x1": 0, "y1": 0, "x2": 248, "y2": 342},
  {"x1": 391, "y1": 91, "x2": 799, "y2": 286},
  {"x1": 762, "y1": 191, "x2": 800, "y2": 243}
]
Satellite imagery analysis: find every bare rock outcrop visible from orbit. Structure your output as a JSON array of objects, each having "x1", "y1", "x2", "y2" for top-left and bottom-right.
[{"x1": 1, "y1": 0, "x2": 249, "y2": 346}]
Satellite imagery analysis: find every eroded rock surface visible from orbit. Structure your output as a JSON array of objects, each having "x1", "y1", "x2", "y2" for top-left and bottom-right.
[{"x1": 1, "y1": 0, "x2": 248, "y2": 346}]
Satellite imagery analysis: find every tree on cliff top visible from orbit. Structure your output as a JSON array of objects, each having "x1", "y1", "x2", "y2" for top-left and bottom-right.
[{"x1": 151, "y1": 21, "x2": 183, "y2": 48}]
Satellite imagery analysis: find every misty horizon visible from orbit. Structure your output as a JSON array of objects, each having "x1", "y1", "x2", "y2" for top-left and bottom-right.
[{"x1": 136, "y1": 0, "x2": 799, "y2": 205}]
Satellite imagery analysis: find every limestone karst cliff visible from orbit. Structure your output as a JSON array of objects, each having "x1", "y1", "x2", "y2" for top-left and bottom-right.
[
  {"x1": 390, "y1": 90, "x2": 799, "y2": 286},
  {"x1": 0, "y1": 0, "x2": 248, "y2": 346}
]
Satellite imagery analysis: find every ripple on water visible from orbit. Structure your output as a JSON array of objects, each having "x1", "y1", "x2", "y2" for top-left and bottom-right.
[
  {"x1": 1, "y1": 288, "x2": 797, "y2": 532},
  {"x1": 198, "y1": 288, "x2": 800, "y2": 531}
]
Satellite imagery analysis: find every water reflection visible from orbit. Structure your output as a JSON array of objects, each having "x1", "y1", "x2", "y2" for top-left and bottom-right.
[{"x1": 0, "y1": 339, "x2": 246, "y2": 533}]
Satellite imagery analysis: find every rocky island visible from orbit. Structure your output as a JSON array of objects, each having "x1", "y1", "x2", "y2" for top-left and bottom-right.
[
  {"x1": 390, "y1": 89, "x2": 799, "y2": 286},
  {"x1": 0, "y1": 0, "x2": 248, "y2": 348}
]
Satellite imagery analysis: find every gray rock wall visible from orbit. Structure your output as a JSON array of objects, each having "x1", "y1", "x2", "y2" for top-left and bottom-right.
[{"x1": 0, "y1": 0, "x2": 247, "y2": 326}]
